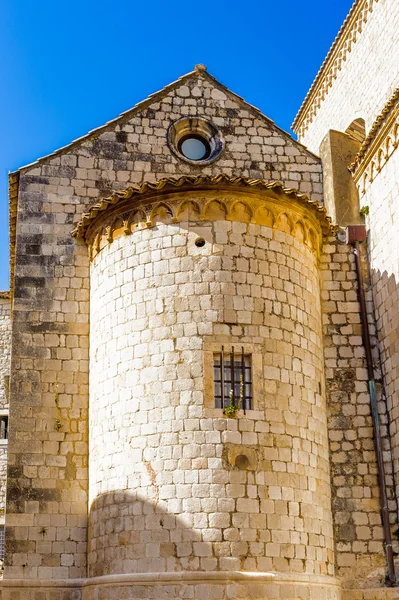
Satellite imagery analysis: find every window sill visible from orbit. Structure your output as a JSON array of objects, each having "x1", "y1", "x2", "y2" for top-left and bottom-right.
[{"x1": 204, "y1": 407, "x2": 264, "y2": 420}]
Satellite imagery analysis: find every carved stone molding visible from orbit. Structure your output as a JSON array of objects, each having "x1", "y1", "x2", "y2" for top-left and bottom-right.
[
  {"x1": 72, "y1": 176, "x2": 335, "y2": 260},
  {"x1": 292, "y1": 0, "x2": 379, "y2": 138},
  {"x1": 350, "y1": 92, "x2": 399, "y2": 193}
]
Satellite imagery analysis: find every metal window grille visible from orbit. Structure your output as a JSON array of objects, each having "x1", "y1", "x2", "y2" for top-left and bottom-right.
[
  {"x1": 214, "y1": 347, "x2": 252, "y2": 411},
  {"x1": 0, "y1": 526, "x2": 5, "y2": 560},
  {"x1": 0, "y1": 417, "x2": 7, "y2": 440}
]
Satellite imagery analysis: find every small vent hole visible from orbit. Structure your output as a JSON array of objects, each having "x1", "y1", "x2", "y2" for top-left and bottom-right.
[
  {"x1": 195, "y1": 238, "x2": 206, "y2": 248},
  {"x1": 235, "y1": 454, "x2": 249, "y2": 470}
]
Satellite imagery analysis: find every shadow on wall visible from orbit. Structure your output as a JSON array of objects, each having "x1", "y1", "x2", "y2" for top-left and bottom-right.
[
  {"x1": 370, "y1": 268, "x2": 399, "y2": 446},
  {"x1": 326, "y1": 263, "x2": 399, "y2": 588},
  {"x1": 88, "y1": 490, "x2": 202, "y2": 578}
]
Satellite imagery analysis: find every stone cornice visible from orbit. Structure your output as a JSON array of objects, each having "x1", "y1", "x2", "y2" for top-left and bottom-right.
[
  {"x1": 350, "y1": 91, "x2": 399, "y2": 192},
  {"x1": 292, "y1": 0, "x2": 379, "y2": 138},
  {"x1": 72, "y1": 175, "x2": 336, "y2": 260},
  {"x1": 8, "y1": 172, "x2": 19, "y2": 306},
  {"x1": 0, "y1": 291, "x2": 10, "y2": 300}
]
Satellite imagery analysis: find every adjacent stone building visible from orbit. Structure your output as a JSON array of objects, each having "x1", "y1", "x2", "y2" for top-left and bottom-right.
[
  {"x1": 0, "y1": 292, "x2": 10, "y2": 563},
  {"x1": 0, "y1": 1, "x2": 398, "y2": 599}
]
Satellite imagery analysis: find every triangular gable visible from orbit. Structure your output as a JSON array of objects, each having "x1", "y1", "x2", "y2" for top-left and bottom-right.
[{"x1": 11, "y1": 65, "x2": 318, "y2": 175}]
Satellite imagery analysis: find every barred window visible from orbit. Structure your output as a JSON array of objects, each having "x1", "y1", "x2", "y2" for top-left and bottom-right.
[
  {"x1": 0, "y1": 417, "x2": 7, "y2": 440},
  {"x1": 0, "y1": 525, "x2": 4, "y2": 560},
  {"x1": 214, "y1": 347, "x2": 252, "y2": 411}
]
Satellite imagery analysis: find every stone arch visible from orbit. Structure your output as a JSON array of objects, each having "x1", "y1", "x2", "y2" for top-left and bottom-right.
[
  {"x1": 307, "y1": 227, "x2": 318, "y2": 252},
  {"x1": 203, "y1": 199, "x2": 227, "y2": 221},
  {"x1": 377, "y1": 148, "x2": 384, "y2": 170},
  {"x1": 150, "y1": 202, "x2": 174, "y2": 225},
  {"x1": 385, "y1": 135, "x2": 393, "y2": 158},
  {"x1": 369, "y1": 160, "x2": 375, "y2": 182},
  {"x1": 98, "y1": 226, "x2": 111, "y2": 250},
  {"x1": 362, "y1": 172, "x2": 369, "y2": 194},
  {"x1": 127, "y1": 209, "x2": 146, "y2": 231},
  {"x1": 229, "y1": 200, "x2": 252, "y2": 223},
  {"x1": 254, "y1": 205, "x2": 274, "y2": 227},
  {"x1": 176, "y1": 200, "x2": 201, "y2": 222},
  {"x1": 110, "y1": 217, "x2": 125, "y2": 240},
  {"x1": 276, "y1": 212, "x2": 293, "y2": 235},
  {"x1": 90, "y1": 232, "x2": 101, "y2": 260},
  {"x1": 345, "y1": 117, "x2": 366, "y2": 143},
  {"x1": 93, "y1": 232, "x2": 101, "y2": 254},
  {"x1": 293, "y1": 220, "x2": 306, "y2": 243}
]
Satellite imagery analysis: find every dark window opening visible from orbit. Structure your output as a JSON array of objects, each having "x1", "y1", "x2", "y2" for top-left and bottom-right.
[
  {"x1": 178, "y1": 134, "x2": 211, "y2": 161},
  {"x1": 0, "y1": 417, "x2": 8, "y2": 440},
  {"x1": 0, "y1": 526, "x2": 4, "y2": 561},
  {"x1": 214, "y1": 347, "x2": 252, "y2": 411}
]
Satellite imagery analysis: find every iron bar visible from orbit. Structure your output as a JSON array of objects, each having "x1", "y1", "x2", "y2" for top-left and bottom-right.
[
  {"x1": 231, "y1": 346, "x2": 235, "y2": 406},
  {"x1": 241, "y1": 346, "x2": 246, "y2": 413},
  {"x1": 221, "y1": 346, "x2": 225, "y2": 409}
]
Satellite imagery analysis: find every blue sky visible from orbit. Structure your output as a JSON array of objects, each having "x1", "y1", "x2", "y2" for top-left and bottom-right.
[{"x1": 0, "y1": 0, "x2": 353, "y2": 291}]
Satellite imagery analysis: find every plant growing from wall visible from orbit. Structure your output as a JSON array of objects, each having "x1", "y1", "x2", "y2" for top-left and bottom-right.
[
  {"x1": 223, "y1": 376, "x2": 244, "y2": 418},
  {"x1": 360, "y1": 205, "x2": 369, "y2": 216},
  {"x1": 54, "y1": 381, "x2": 64, "y2": 436}
]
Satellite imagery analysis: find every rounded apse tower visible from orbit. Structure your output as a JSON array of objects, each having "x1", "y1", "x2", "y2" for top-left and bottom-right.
[{"x1": 76, "y1": 176, "x2": 341, "y2": 600}]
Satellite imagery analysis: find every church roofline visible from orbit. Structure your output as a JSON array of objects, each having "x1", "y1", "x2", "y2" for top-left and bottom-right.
[
  {"x1": 71, "y1": 174, "x2": 336, "y2": 240},
  {"x1": 8, "y1": 66, "x2": 321, "y2": 298},
  {"x1": 292, "y1": 0, "x2": 378, "y2": 136},
  {"x1": 349, "y1": 86, "x2": 399, "y2": 172},
  {"x1": 9, "y1": 66, "x2": 319, "y2": 178}
]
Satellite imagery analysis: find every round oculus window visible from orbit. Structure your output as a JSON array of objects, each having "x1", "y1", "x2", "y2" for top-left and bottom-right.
[
  {"x1": 167, "y1": 117, "x2": 223, "y2": 165},
  {"x1": 179, "y1": 135, "x2": 211, "y2": 161}
]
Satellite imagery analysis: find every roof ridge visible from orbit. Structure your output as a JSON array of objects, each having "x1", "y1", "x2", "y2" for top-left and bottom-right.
[
  {"x1": 11, "y1": 67, "x2": 320, "y2": 176},
  {"x1": 10, "y1": 69, "x2": 199, "y2": 175},
  {"x1": 201, "y1": 71, "x2": 320, "y2": 160},
  {"x1": 292, "y1": 0, "x2": 378, "y2": 135}
]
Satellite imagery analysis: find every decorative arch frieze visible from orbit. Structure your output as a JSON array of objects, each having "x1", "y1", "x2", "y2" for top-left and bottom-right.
[
  {"x1": 72, "y1": 175, "x2": 335, "y2": 260},
  {"x1": 293, "y1": 0, "x2": 380, "y2": 137},
  {"x1": 351, "y1": 88, "x2": 399, "y2": 194}
]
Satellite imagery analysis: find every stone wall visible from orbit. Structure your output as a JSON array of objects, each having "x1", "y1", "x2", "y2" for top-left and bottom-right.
[
  {"x1": 295, "y1": 0, "x2": 399, "y2": 583},
  {"x1": 320, "y1": 236, "x2": 398, "y2": 588},
  {"x1": 6, "y1": 67, "x2": 323, "y2": 583},
  {"x1": 0, "y1": 297, "x2": 11, "y2": 410},
  {"x1": 89, "y1": 205, "x2": 334, "y2": 580},
  {"x1": 360, "y1": 149, "x2": 399, "y2": 513},
  {"x1": 295, "y1": 0, "x2": 399, "y2": 154},
  {"x1": 0, "y1": 296, "x2": 11, "y2": 524}
]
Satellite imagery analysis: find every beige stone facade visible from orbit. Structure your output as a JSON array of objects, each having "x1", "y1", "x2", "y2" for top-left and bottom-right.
[
  {"x1": 1, "y1": 3, "x2": 399, "y2": 597},
  {"x1": 293, "y1": 0, "x2": 399, "y2": 595},
  {"x1": 0, "y1": 294, "x2": 10, "y2": 535}
]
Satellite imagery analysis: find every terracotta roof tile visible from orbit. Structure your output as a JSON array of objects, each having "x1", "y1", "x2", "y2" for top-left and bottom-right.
[{"x1": 72, "y1": 174, "x2": 336, "y2": 239}]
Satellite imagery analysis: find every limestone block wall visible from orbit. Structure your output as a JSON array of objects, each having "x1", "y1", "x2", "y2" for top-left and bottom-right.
[
  {"x1": 0, "y1": 296, "x2": 10, "y2": 521},
  {"x1": 89, "y1": 207, "x2": 335, "y2": 580},
  {"x1": 0, "y1": 297, "x2": 11, "y2": 410},
  {"x1": 294, "y1": 0, "x2": 399, "y2": 567},
  {"x1": 295, "y1": 0, "x2": 399, "y2": 154},
  {"x1": 320, "y1": 236, "x2": 398, "y2": 588},
  {"x1": 5, "y1": 66, "x2": 323, "y2": 584},
  {"x1": 360, "y1": 148, "x2": 399, "y2": 507}
]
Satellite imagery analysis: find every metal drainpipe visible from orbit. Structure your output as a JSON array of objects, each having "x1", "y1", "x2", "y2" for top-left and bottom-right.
[{"x1": 349, "y1": 230, "x2": 396, "y2": 585}]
